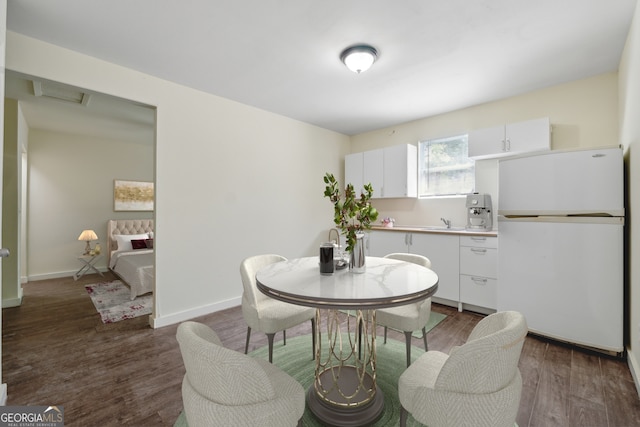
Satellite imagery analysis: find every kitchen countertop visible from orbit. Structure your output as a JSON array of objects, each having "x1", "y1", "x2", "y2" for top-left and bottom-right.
[{"x1": 371, "y1": 225, "x2": 498, "y2": 237}]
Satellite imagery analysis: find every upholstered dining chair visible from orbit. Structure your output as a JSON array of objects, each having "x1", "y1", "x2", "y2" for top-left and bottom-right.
[
  {"x1": 398, "y1": 310, "x2": 527, "y2": 427},
  {"x1": 376, "y1": 252, "x2": 433, "y2": 367},
  {"x1": 176, "y1": 321, "x2": 305, "y2": 427},
  {"x1": 240, "y1": 254, "x2": 316, "y2": 363}
]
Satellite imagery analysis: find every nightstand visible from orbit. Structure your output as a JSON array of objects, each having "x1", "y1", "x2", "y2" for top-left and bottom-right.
[{"x1": 73, "y1": 254, "x2": 104, "y2": 281}]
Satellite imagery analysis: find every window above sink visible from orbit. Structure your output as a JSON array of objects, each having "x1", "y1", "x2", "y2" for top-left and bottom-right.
[{"x1": 419, "y1": 134, "x2": 475, "y2": 198}]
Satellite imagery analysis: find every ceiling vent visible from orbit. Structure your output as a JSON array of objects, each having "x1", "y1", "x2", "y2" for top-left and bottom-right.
[{"x1": 32, "y1": 81, "x2": 91, "y2": 106}]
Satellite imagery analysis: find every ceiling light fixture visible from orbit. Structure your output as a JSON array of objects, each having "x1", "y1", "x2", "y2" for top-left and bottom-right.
[{"x1": 340, "y1": 45, "x2": 378, "y2": 74}]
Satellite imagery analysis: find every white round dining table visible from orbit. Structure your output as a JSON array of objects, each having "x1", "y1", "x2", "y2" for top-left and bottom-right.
[{"x1": 256, "y1": 256, "x2": 439, "y2": 427}]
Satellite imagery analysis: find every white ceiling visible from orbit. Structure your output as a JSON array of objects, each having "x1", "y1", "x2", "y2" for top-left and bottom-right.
[{"x1": 5, "y1": 0, "x2": 638, "y2": 137}]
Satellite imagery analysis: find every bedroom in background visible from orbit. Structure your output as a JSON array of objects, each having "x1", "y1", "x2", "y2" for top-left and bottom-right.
[{"x1": 6, "y1": 73, "x2": 157, "y2": 283}]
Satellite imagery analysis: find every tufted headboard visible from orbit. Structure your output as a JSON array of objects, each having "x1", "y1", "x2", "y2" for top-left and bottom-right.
[{"x1": 107, "y1": 219, "x2": 154, "y2": 264}]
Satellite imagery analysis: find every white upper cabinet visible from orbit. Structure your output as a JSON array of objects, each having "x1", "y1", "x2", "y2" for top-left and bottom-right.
[
  {"x1": 382, "y1": 144, "x2": 417, "y2": 198},
  {"x1": 345, "y1": 152, "x2": 364, "y2": 193},
  {"x1": 506, "y1": 117, "x2": 551, "y2": 155},
  {"x1": 468, "y1": 117, "x2": 551, "y2": 160},
  {"x1": 346, "y1": 144, "x2": 417, "y2": 199},
  {"x1": 363, "y1": 149, "x2": 384, "y2": 196}
]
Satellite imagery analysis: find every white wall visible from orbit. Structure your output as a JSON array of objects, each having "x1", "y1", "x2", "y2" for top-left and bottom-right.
[
  {"x1": 26, "y1": 129, "x2": 153, "y2": 279},
  {"x1": 619, "y1": 1, "x2": 640, "y2": 394},
  {"x1": 0, "y1": 0, "x2": 7, "y2": 404},
  {"x1": 350, "y1": 73, "x2": 619, "y2": 229},
  {"x1": 2, "y1": 99, "x2": 19, "y2": 306},
  {"x1": 6, "y1": 32, "x2": 350, "y2": 327},
  {"x1": 18, "y1": 103, "x2": 28, "y2": 282}
]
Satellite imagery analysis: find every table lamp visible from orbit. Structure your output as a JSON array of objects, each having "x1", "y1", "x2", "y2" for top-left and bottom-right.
[{"x1": 78, "y1": 229, "x2": 98, "y2": 255}]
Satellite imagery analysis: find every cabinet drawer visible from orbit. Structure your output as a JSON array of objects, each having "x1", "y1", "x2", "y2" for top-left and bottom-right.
[
  {"x1": 460, "y1": 246, "x2": 497, "y2": 278},
  {"x1": 460, "y1": 235, "x2": 497, "y2": 248},
  {"x1": 460, "y1": 275, "x2": 497, "y2": 309}
]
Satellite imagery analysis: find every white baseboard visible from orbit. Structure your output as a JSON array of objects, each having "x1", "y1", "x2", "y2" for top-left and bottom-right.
[
  {"x1": 150, "y1": 296, "x2": 241, "y2": 329},
  {"x1": 627, "y1": 346, "x2": 640, "y2": 398},
  {"x1": 2, "y1": 282, "x2": 24, "y2": 307},
  {"x1": 28, "y1": 270, "x2": 77, "y2": 281},
  {"x1": 27, "y1": 268, "x2": 108, "y2": 282},
  {"x1": 0, "y1": 383, "x2": 7, "y2": 405},
  {"x1": 431, "y1": 296, "x2": 458, "y2": 309},
  {"x1": 2, "y1": 296, "x2": 22, "y2": 308}
]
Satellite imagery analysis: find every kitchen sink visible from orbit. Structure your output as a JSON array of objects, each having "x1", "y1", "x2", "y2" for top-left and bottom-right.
[{"x1": 419, "y1": 226, "x2": 466, "y2": 231}]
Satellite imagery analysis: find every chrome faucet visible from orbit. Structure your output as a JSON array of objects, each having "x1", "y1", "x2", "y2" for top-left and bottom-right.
[
  {"x1": 328, "y1": 228, "x2": 340, "y2": 247},
  {"x1": 440, "y1": 217, "x2": 451, "y2": 229}
]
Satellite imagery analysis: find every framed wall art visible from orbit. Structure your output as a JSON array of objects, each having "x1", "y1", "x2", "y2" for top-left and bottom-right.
[{"x1": 114, "y1": 180, "x2": 154, "y2": 211}]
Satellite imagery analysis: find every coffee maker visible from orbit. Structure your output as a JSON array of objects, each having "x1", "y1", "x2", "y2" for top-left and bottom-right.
[{"x1": 466, "y1": 193, "x2": 493, "y2": 231}]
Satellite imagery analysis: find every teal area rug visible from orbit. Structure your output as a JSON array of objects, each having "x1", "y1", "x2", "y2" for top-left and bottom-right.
[
  {"x1": 339, "y1": 310, "x2": 447, "y2": 338},
  {"x1": 174, "y1": 335, "x2": 429, "y2": 426},
  {"x1": 412, "y1": 311, "x2": 446, "y2": 338}
]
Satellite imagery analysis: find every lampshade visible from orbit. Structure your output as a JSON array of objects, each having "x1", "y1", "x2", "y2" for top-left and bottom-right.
[
  {"x1": 340, "y1": 45, "x2": 378, "y2": 74},
  {"x1": 78, "y1": 230, "x2": 98, "y2": 241}
]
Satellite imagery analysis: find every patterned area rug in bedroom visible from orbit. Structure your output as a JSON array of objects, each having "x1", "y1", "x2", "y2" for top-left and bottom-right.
[{"x1": 85, "y1": 280, "x2": 152, "y2": 323}]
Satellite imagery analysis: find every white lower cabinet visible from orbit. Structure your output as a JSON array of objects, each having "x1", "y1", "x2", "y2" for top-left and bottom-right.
[
  {"x1": 367, "y1": 230, "x2": 498, "y2": 312},
  {"x1": 366, "y1": 230, "x2": 409, "y2": 256},
  {"x1": 367, "y1": 231, "x2": 460, "y2": 306},
  {"x1": 411, "y1": 233, "x2": 460, "y2": 305},
  {"x1": 459, "y1": 235, "x2": 497, "y2": 310}
]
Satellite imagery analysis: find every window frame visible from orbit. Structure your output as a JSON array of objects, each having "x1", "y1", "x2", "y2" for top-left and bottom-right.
[{"x1": 418, "y1": 134, "x2": 475, "y2": 198}]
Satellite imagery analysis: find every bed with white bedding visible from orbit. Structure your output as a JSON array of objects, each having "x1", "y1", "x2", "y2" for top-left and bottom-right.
[{"x1": 107, "y1": 219, "x2": 154, "y2": 300}]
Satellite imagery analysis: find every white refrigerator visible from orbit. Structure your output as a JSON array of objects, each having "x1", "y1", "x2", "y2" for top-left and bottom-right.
[{"x1": 497, "y1": 146, "x2": 625, "y2": 354}]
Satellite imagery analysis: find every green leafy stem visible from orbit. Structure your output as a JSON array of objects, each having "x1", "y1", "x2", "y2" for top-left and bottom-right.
[{"x1": 323, "y1": 172, "x2": 379, "y2": 253}]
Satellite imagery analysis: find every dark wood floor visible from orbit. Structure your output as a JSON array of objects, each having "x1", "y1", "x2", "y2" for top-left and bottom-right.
[{"x1": 3, "y1": 272, "x2": 640, "y2": 426}]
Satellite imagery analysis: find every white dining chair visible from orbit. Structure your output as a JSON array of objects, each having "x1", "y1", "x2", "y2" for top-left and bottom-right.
[
  {"x1": 398, "y1": 310, "x2": 527, "y2": 427},
  {"x1": 240, "y1": 254, "x2": 316, "y2": 363},
  {"x1": 177, "y1": 321, "x2": 305, "y2": 427},
  {"x1": 376, "y1": 252, "x2": 433, "y2": 367}
]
